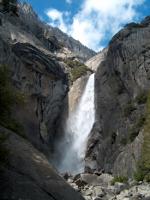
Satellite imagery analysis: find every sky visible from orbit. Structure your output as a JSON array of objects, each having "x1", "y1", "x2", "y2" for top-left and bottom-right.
[{"x1": 24, "y1": 0, "x2": 150, "y2": 52}]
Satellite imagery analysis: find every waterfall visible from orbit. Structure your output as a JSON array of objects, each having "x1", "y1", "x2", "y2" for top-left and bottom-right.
[{"x1": 57, "y1": 73, "x2": 95, "y2": 174}]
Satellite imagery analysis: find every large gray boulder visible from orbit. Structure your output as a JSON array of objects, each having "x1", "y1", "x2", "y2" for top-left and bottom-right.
[{"x1": 0, "y1": 126, "x2": 85, "y2": 200}]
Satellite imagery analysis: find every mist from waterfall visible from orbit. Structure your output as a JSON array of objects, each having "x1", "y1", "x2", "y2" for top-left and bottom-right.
[{"x1": 56, "y1": 73, "x2": 95, "y2": 174}]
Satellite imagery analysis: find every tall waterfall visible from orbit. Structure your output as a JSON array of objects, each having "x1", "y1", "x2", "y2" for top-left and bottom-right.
[{"x1": 57, "y1": 73, "x2": 95, "y2": 174}]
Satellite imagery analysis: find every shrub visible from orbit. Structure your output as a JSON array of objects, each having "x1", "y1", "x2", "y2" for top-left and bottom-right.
[
  {"x1": 71, "y1": 65, "x2": 88, "y2": 82},
  {"x1": 120, "y1": 137, "x2": 128, "y2": 146},
  {"x1": 129, "y1": 128, "x2": 139, "y2": 142},
  {"x1": 0, "y1": 65, "x2": 25, "y2": 137},
  {"x1": 124, "y1": 102, "x2": 136, "y2": 117},
  {"x1": 0, "y1": 117, "x2": 25, "y2": 138},
  {"x1": 128, "y1": 115, "x2": 146, "y2": 143},
  {"x1": 140, "y1": 92, "x2": 150, "y2": 181},
  {"x1": 65, "y1": 59, "x2": 92, "y2": 82},
  {"x1": 0, "y1": 133, "x2": 9, "y2": 165},
  {"x1": 134, "y1": 162, "x2": 149, "y2": 182},
  {"x1": 145, "y1": 173, "x2": 150, "y2": 182},
  {"x1": 111, "y1": 176, "x2": 128, "y2": 185},
  {"x1": 2, "y1": 0, "x2": 18, "y2": 15},
  {"x1": 134, "y1": 169, "x2": 145, "y2": 182},
  {"x1": 134, "y1": 92, "x2": 150, "y2": 182},
  {"x1": 136, "y1": 116, "x2": 146, "y2": 128},
  {"x1": 120, "y1": 114, "x2": 146, "y2": 146},
  {"x1": 135, "y1": 92, "x2": 147, "y2": 104}
]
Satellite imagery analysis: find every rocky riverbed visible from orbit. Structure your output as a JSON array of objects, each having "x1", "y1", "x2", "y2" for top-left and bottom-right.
[{"x1": 63, "y1": 172, "x2": 150, "y2": 200}]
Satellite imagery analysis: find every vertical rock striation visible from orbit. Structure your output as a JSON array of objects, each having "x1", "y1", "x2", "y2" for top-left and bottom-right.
[{"x1": 85, "y1": 19, "x2": 150, "y2": 177}]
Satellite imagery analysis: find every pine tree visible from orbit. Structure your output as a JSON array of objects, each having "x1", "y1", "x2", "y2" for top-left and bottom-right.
[
  {"x1": 2, "y1": 0, "x2": 10, "y2": 12},
  {"x1": 10, "y1": 0, "x2": 18, "y2": 15},
  {"x1": 1, "y1": 0, "x2": 18, "y2": 15}
]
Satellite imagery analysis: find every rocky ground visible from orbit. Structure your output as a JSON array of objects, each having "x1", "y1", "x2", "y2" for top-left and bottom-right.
[{"x1": 63, "y1": 172, "x2": 150, "y2": 200}]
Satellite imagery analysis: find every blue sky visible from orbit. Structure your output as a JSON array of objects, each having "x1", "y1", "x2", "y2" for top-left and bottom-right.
[{"x1": 24, "y1": 0, "x2": 150, "y2": 52}]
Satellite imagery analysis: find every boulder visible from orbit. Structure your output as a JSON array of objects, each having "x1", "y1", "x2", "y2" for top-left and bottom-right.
[
  {"x1": 0, "y1": 126, "x2": 85, "y2": 200},
  {"x1": 113, "y1": 182, "x2": 128, "y2": 194},
  {"x1": 93, "y1": 186, "x2": 105, "y2": 197}
]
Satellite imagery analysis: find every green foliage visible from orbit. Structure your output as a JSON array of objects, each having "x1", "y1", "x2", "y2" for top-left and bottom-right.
[
  {"x1": 0, "y1": 65, "x2": 25, "y2": 137},
  {"x1": 0, "y1": 133, "x2": 9, "y2": 165},
  {"x1": 65, "y1": 59, "x2": 85, "y2": 69},
  {"x1": 120, "y1": 137, "x2": 128, "y2": 146},
  {"x1": 129, "y1": 128, "x2": 139, "y2": 142},
  {"x1": 2, "y1": 0, "x2": 18, "y2": 14},
  {"x1": 136, "y1": 116, "x2": 146, "y2": 128},
  {"x1": 129, "y1": 115, "x2": 146, "y2": 143},
  {"x1": 140, "y1": 92, "x2": 150, "y2": 180},
  {"x1": 125, "y1": 22, "x2": 146, "y2": 29},
  {"x1": 0, "y1": 117, "x2": 25, "y2": 138},
  {"x1": 124, "y1": 102, "x2": 136, "y2": 117},
  {"x1": 134, "y1": 168, "x2": 145, "y2": 182},
  {"x1": 111, "y1": 176, "x2": 128, "y2": 185},
  {"x1": 120, "y1": 115, "x2": 146, "y2": 145},
  {"x1": 134, "y1": 162, "x2": 149, "y2": 182},
  {"x1": 111, "y1": 132, "x2": 117, "y2": 144},
  {"x1": 135, "y1": 92, "x2": 147, "y2": 104},
  {"x1": 65, "y1": 59, "x2": 92, "y2": 82},
  {"x1": 145, "y1": 173, "x2": 150, "y2": 182},
  {"x1": 71, "y1": 65, "x2": 89, "y2": 82},
  {"x1": 134, "y1": 92, "x2": 150, "y2": 182},
  {"x1": 0, "y1": 66, "x2": 14, "y2": 116}
]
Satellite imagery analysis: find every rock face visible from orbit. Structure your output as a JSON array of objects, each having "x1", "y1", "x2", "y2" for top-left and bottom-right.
[
  {"x1": 85, "y1": 19, "x2": 150, "y2": 176},
  {"x1": 0, "y1": 2, "x2": 94, "y2": 155},
  {"x1": 68, "y1": 75, "x2": 90, "y2": 113},
  {"x1": 0, "y1": 33, "x2": 68, "y2": 155},
  {"x1": 85, "y1": 48, "x2": 108, "y2": 71},
  {"x1": 19, "y1": 3, "x2": 95, "y2": 62},
  {"x1": 0, "y1": 3, "x2": 94, "y2": 200},
  {"x1": 0, "y1": 126, "x2": 85, "y2": 200}
]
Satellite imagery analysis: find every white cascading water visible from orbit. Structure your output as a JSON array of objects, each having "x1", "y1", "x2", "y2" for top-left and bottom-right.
[{"x1": 57, "y1": 73, "x2": 95, "y2": 174}]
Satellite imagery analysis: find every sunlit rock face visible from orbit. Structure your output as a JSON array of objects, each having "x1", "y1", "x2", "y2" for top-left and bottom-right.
[{"x1": 85, "y1": 48, "x2": 108, "y2": 71}]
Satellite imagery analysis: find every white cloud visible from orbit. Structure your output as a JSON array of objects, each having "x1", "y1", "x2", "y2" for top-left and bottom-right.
[
  {"x1": 46, "y1": 0, "x2": 145, "y2": 51},
  {"x1": 66, "y1": 0, "x2": 72, "y2": 4},
  {"x1": 46, "y1": 9, "x2": 68, "y2": 32}
]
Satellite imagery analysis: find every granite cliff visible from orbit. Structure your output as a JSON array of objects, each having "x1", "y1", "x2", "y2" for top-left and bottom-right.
[
  {"x1": 0, "y1": 1, "x2": 150, "y2": 200},
  {"x1": 0, "y1": 2, "x2": 94, "y2": 200},
  {"x1": 85, "y1": 19, "x2": 150, "y2": 180}
]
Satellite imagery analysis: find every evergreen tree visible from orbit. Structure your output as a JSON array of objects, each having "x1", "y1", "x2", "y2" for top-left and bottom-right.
[
  {"x1": 10, "y1": 0, "x2": 18, "y2": 15},
  {"x1": 1, "y1": 0, "x2": 18, "y2": 15},
  {"x1": 2, "y1": 0, "x2": 10, "y2": 12}
]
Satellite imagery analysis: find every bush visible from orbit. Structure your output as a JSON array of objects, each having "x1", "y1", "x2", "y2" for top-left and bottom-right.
[
  {"x1": 134, "y1": 169, "x2": 145, "y2": 182},
  {"x1": 140, "y1": 92, "x2": 150, "y2": 181},
  {"x1": 145, "y1": 173, "x2": 150, "y2": 182},
  {"x1": 128, "y1": 115, "x2": 146, "y2": 143},
  {"x1": 129, "y1": 128, "x2": 139, "y2": 143},
  {"x1": 0, "y1": 65, "x2": 25, "y2": 137},
  {"x1": 120, "y1": 137, "x2": 128, "y2": 146},
  {"x1": 124, "y1": 102, "x2": 136, "y2": 117},
  {"x1": 0, "y1": 117, "x2": 25, "y2": 138},
  {"x1": 65, "y1": 59, "x2": 92, "y2": 82},
  {"x1": 0, "y1": 133, "x2": 9, "y2": 165},
  {"x1": 2, "y1": 0, "x2": 18, "y2": 15},
  {"x1": 71, "y1": 65, "x2": 88, "y2": 82},
  {"x1": 135, "y1": 92, "x2": 147, "y2": 104},
  {"x1": 111, "y1": 176, "x2": 128, "y2": 185},
  {"x1": 134, "y1": 92, "x2": 150, "y2": 182},
  {"x1": 134, "y1": 163, "x2": 149, "y2": 182}
]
